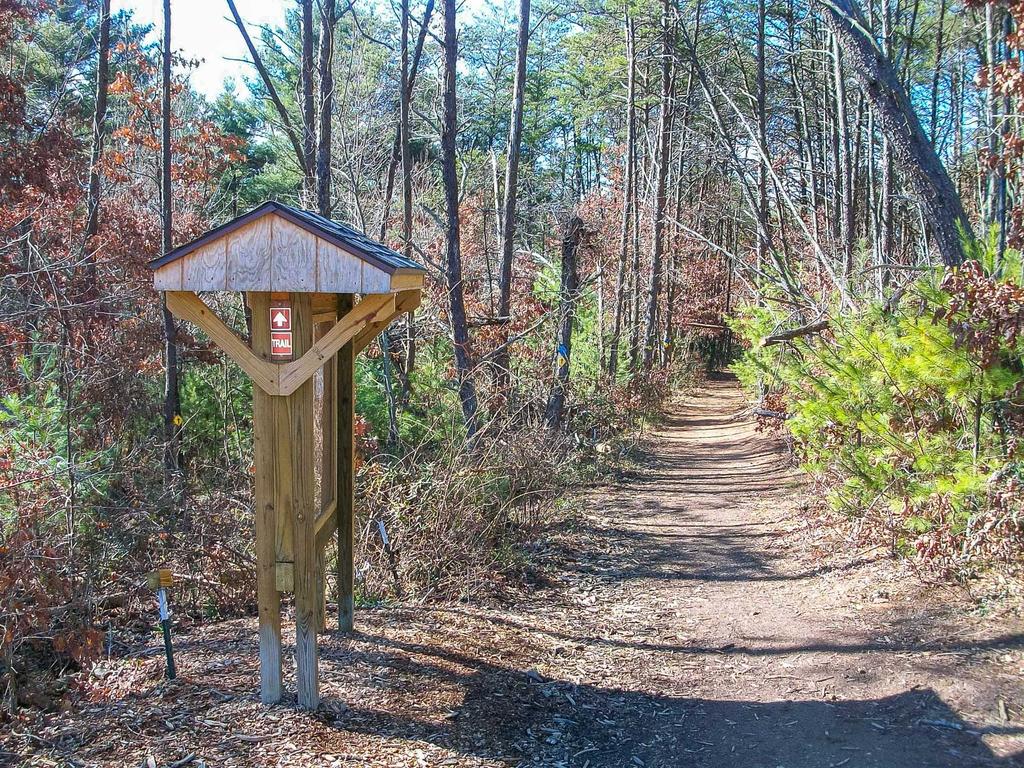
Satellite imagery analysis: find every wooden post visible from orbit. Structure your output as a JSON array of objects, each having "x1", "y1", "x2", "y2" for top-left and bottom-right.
[
  {"x1": 288, "y1": 293, "x2": 319, "y2": 709},
  {"x1": 336, "y1": 293, "x2": 355, "y2": 633},
  {"x1": 247, "y1": 292, "x2": 283, "y2": 704},
  {"x1": 315, "y1": 549, "x2": 326, "y2": 633},
  {"x1": 316, "y1": 321, "x2": 336, "y2": 634},
  {"x1": 249, "y1": 291, "x2": 319, "y2": 708}
]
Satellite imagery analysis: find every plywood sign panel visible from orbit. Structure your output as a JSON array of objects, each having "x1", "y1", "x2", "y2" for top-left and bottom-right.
[
  {"x1": 272, "y1": 217, "x2": 317, "y2": 292},
  {"x1": 227, "y1": 217, "x2": 272, "y2": 291},
  {"x1": 153, "y1": 260, "x2": 182, "y2": 291},
  {"x1": 316, "y1": 239, "x2": 362, "y2": 293},
  {"x1": 182, "y1": 240, "x2": 227, "y2": 290}
]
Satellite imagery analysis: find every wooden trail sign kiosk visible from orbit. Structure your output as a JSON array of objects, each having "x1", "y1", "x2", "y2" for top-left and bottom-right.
[{"x1": 151, "y1": 201, "x2": 424, "y2": 709}]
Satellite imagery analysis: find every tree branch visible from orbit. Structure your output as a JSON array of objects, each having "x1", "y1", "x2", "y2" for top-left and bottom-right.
[
  {"x1": 225, "y1": 0, "x2": 309, "y2": 177},
  {"x1": 762, "y1": 319, "x2": 830, "y2": 346}
]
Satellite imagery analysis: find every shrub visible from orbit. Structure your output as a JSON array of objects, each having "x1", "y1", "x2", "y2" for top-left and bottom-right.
[{"x1": 730, "y1": 258, "x2": 1024, "y2": 577}]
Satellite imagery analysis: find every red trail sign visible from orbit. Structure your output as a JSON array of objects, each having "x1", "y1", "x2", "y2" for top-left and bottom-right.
[
  {"x1": 271, "y1": 331, "x2": 293, "y2": 357},
  {"x1": 271, "y1": 307, "x2": 291, "y2": 330}
]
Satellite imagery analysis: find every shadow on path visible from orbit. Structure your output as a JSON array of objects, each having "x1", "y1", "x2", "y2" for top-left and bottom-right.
[
  {"x1": 313, "y1": 632, "x2": 1023, "y2": 768},
  {"x1": 21, "y1": 375, "x2": 1024, "y2": 768}
]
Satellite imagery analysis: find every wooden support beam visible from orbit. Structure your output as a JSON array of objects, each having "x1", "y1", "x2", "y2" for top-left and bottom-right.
[
  {"x1": 336, "y1": 293, "x2": 356, "y2": 633},
  {"x1": 315, "y1": 499, "x2": 338, "y2": 548},
  {"x1": 167, "y1": 291, "x2": 278, "y2": 395},
  {"x1": 353, "y1": 289, "x2": 421, "y2": 355},
  {"x1": 316, "y1": 320, "x2": 336, "y2": 634},
  {"x1": 319, "y1": 325, "x2": 338, "y2": 514},
  {"x1": 168, "y1": 290, "x2": 396, "y2": 397},
  {"x1": 315, "y1": 549, "x2": 326, "y2": 634},
  {"x1": 288, "y1": 293, "x2": 319, "y2": 710},
  {"x1": 278, "y1": 293, "x2": 395, "y2": 396},
  {"x1": 247, "y1": 292, "x2": 283, "y2": 704}
]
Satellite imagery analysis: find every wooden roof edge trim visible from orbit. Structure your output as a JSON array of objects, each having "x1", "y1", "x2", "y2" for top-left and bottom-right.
[{"x1": 149, "y1": 202, "x2": 427, "y2": 277}]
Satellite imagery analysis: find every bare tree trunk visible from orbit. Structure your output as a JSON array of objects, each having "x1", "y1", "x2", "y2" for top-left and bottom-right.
[
  {"x1": 441, "y1": 0, "x2": 479, "y2": 441},
  {"x1": 928, "y1": 0, "x2": 947, "y2": 144},
  {"x1": 608, "y1": 9, "x2": 636, "y2": 377},
  {"x1": 819, "y1": 0, "x2": 972, "y2": 267},
  {"x1": 665, "y1": 120, "x2": 690, "y2": 366},
  {"x1": 301, "y1": 0, "x2": 316, "y2": 203},
  {"x1": 545, "y1": 216, "x2": 583, "y2": 430},
  {"x1": 161, "y1": 0, "x2": 180, "y2": 478},
  {"x1": 85, "y1": 0, "x2": 110, "y2": 248},
  {"x1": 226, "y1": 0, "x2": 308, "y2": 177},
  {"x1": 985, "y1": 4, "x2": 999, "y2": 226},
  {"x1": 378, "y1": 7, "x2": 412, "y2": 443},
  {"x1": 833, "y1": 34, "x2": 854, "y2": 278},
  {"x1": 490, "y1": 149, "x2": 502, "y2": 249},
  {"x1": 498, "y1": 0, "x2": 530, "y2": 319},
  {"x1": 879, "y1": 0, "x2": 894, "y2": 293},
  {"x1": 755, "y1": 0, "x2": 768, "y2": 279},
  {"x1": 997, "y1": 10, "x2": 1011, "y2": 266},
  {"x1": 378, "y1": 0, "x2": 436, "y2": 240},
  {"x1": 953, "y1": 59, "x2": 965, "y2": 193},
  {"x1": 642, "y1": 0, "x2": 674, "y2": 369},
  {"x1": 399, "y1": 0, "x2": 415, "y2": 397},
  {"x1": 492, "y1": 0, "x2": 530, "y2": 394},
  {"x1": 316, "y1": 0, "x2": 336, "y2": 217},
  {"x1": 786, "y1": 0, "x2": 811, "y2": 217},
  {"x1": 627, "y1": 61, "x2": 650, "y2": 373}
]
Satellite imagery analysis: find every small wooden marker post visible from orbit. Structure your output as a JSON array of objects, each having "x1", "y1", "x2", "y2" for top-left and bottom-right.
[
  {"x1": 148, "y1": 568, "x2": 176, "y2": 679},
  {"x1": 150, "y1": 202, "x2": 424, "y2": 708}
]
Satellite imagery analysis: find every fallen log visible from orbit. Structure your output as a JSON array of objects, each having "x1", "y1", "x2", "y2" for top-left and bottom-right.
[{"x1": 754, "y1": 408, "x2": 791, "y2": 420}]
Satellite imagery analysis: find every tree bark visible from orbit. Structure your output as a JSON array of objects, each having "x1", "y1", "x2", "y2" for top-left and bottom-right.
[
  {"x1": 832, "y1": 33, "x2": 854, "y2": 278},
  {"x1": 161, "y1": 0, "x2": 180, "y2": 478},
  {"x1": 819, "y1": 0, "x2": 973, "y2": 267},
  {"x1": 316, "y1": 0, "x2": 336, "y2": 217},
  {"x1": 985, "y1": 3, "x2": 999, "y2": 227},
  {"x1": 545, "y1": 216, "x2": 583, "y2": 430},
  {"x1": 763, "y1": 318, "x2": 829, "y2": 345},
  {"x1": 642, "y1": 0, "x2": 674, "y2": 369},
  {"x1": 378, "y1": 0, "x2": 436, "y2": 241},
  {"x1": 497, "y1": 0, "x2": 531, "y2": 320},
  {"x1": 301, "y1": 0, "x2": 316, "y2": 202},
  {"x1": 490, "y1": 0, "x2": 531, "y2": 396},
  {"x1": 928, "y1": 0, "x2": 947, "y2": 144},
  {"x1": 607, "y1": 8, "x2": 636, "y2": 377},
  {"x1": 441, "y1": 0, "x2": 479, "y2": 441},
  {"x1": 399, "y1": 0, "x2": 416, "y2": 397},
  {"x1": 85, "y1": 0, "x2": 110, "y2": 247},
  {"x1": 879, "y1": 0, "x2": 894, "y2": 293},
  {"x1": 755, "y1": 0, "x2": 768, "y2": 279}
]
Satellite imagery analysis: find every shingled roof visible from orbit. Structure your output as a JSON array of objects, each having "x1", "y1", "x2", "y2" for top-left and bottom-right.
[{"x1": 148, "y1": 200, "x2": 424, "y2": 275}]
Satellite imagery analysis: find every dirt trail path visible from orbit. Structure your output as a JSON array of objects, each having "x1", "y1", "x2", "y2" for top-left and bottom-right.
[{"x1": 8, "y1": 376, "x2": 1024, "y2": 767}]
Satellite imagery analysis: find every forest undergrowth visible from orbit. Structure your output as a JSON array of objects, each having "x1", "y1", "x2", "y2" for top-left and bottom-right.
[
  {"x1": 0, "y1": 300, "x2": 694, "y2": 712},
  {"x1": 731, "y1": 248, "x2": 1024, "y2": 584}
]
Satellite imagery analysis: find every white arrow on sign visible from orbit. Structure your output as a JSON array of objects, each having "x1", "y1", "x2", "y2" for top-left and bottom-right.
[{"x1": 272, "y1": 311, "x2": 288, "y2": 328}]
